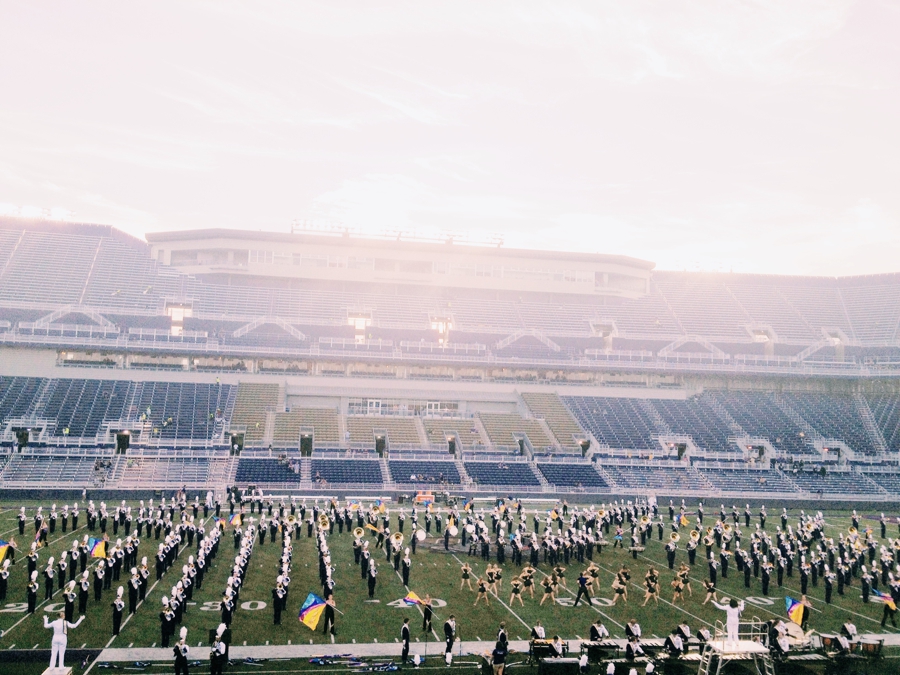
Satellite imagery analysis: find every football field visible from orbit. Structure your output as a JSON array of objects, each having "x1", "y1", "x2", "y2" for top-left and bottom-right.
[{"x1": 0, "y1": 498, "x2": 898, "y2": 673}]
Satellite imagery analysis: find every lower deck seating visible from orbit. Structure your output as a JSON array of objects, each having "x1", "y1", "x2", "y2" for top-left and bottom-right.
[
  {"x1": 602, "y1": 464, "x2": 711, "y2": 491},
  {"x1": 388, "y1": 460, "x2": 461, "y2": 484},
  {"x1": 861, "y1": 472, "x2": 900, "y2": 493},
  {"x1": 0, "y1": 454, "x2": 102, "y2": 484},
  {"x1": 785, "y1": 470, "x2": 885, "y2": 495},
  {"x1": 699, "y1": 468, "x2": 798, "y2": 493},
  {"x1": 464, "y1": 461, "x2": 540, "y2": 486},
  {"x1": 311, "y1": 459, "x2": 383, "y2": 484},
  {"x1": 116, "y1": 457, "x2": 212, "y2": 486},
  {"x1": 235, "y1": 458, "x2": 297, "y2": 484},
  {"x1": 536, "y1": 463, "x2": 608, "y2": 488}
]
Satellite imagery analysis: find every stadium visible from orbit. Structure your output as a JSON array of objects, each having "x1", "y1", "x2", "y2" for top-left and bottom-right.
[{"x1": 0, "y1": 216, "x2": 898, "y2": 675}]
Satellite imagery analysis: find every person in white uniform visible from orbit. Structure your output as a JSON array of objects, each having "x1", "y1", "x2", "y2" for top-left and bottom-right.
[
  {"x1": 44, "y1": 610, "x2": 84, "y2": 668},
  {"x1": 711, "y1": 598, "x2": 745, "y2": 645}
]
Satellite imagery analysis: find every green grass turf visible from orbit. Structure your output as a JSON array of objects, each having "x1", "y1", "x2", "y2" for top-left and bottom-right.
[{"x1": 1, "y1": 501, "x2": 898, "y2": 657}]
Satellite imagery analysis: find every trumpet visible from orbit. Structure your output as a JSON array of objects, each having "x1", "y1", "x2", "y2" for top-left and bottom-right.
[
  {"x1": 670, "y1": 532, "x2": 681, "y2": 543},
  {"x1": 353, "y1": 527, "x2": 365, "y2": 539},
  {"x1": 318, "y1": 514, "x2": 330, "y2": 529}
]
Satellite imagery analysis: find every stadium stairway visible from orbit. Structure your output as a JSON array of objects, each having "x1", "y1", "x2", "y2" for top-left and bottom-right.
[
  {"x1": 299, "y1": 457, "x2": 312, "y2": 487},
  {"x1": 772, "y1": 393, "x2": 823, "y2": 442},
  {"x1": 454, "y1": 458, "x2": 473, "y2": 487},
  {"x1": 379, "y1": 456, "x2": 394, "y2": 488},
  {"x1": 531, "y1": 463, "x2": 551, "y2": 491},
  {"x1": 853, "y1": 392, "x2": 889, "y2": 454}
]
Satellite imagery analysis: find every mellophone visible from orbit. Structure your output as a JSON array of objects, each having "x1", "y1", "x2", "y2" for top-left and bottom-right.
[{"x1": 529, "y1": 638, "x2": 569, "y2": 661}]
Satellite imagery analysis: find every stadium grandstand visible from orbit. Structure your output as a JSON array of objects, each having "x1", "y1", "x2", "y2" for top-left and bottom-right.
[{"x1": 1, "y1": 216, "x2": 899, "y2": 501}]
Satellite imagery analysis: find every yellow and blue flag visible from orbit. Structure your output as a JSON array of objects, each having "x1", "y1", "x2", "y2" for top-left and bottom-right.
[{"x1": 298, "y1": 592, "x2": 326, "y2": 630}]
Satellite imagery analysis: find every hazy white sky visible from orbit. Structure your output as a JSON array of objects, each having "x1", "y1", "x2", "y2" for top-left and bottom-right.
[{"x1": 1, "y1": 1, "x2": 897, "y2": 275}]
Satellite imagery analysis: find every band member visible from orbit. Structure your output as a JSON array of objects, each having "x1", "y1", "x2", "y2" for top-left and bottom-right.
[
  {"x1": 711, "y1": 598, "x2": 745, "y2": 644},
  {"x1": 401, "y1": 549, "x2": 412, "y2": 587},
  {"x1": 44, "y1": 611, "x2": 84, "y2": 669},
  {"x1": 44, "y1": 558, "x2": 55, "y2": 600},
  {"x1": 272, "y1": 580, "x2": 285, "y2": 624},
  {"x1": 551, "y1": 636, "x2": 565, "y2": 657},
  {"x1": 112, "y1": 586, "x2": 125, "y2": 635},
  {"x1": 474, "y1": 577, "x2": 491, "y2": 606},
  {"x1": 0, "y1": 560, "x2": 8, "y2": 601},
  {"x1": 401, "y1": 618, "x2": 411, "y2": 664},
  {"x1": 444, "y1": 615, "x2": 457, "y2": 654},
  {"x1": 589, "y1": 620, "x2": 609, "y2": 641},
  {"x1": 625, "y1": 619, "x2": 641, "y2": 640},
  {"x1": 367, "y1": 559, "x2": 378, "y2": 598},
  {"x1": 664, "y1": 629, "x2": 684, "y2": 657},
  {"x1": 318, "y1": 595, "x2": 335, "y2": 637},
  {"x1": 160, "y1": 596, "x2": 174, "y2": 647},
  {"x1": 460, "y1": 563, "x2": 473, "y2": 591},
  {"x1": 173, "y1": 626, "x2": 190, "y2": 675},
  {"x1": 28, "y1": 571, "x2": 39, "y2": 613},
  {"x1": 531, "y1": 620, "x2": 546, "y2": 640},
  {"x1": 422, "y1": 594, "x2": 434, "y2": 633},
  {"x1": 210, "y1": 626, "x2": 227, "y2": 675},
  {"x1": 540, "y1": 574, "x2": 557, "y2": 606},
  {"x1": 521, "y1": 569, "x2": 536, "y2": 598},
  {"x1": 574, "y1": 570, "x2": 592, "y2": 606},
  {"x1": 625, "y1": 637, "x2": 644, "y2": 661},
  {"x1": 509, "y1": 577, "x2": 524, "y2": 606}
]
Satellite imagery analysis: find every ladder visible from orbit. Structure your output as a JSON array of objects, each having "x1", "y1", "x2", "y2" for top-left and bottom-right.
[{"x1": 697, "y1": 645, "x2": 714, "y2": 675}]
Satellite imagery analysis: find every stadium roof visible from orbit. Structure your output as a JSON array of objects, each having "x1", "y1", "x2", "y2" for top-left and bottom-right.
[{"x1": 146, "y1": 228, "x2": 657, "y2": 270}]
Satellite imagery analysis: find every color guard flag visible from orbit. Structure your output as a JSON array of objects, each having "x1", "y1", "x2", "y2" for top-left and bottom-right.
[
  {"x1": 365, "y1": 523, "x2": 380, "y2": 533},
  {"x1": 87, "y1": 537, "x2": 106, "y2": 559},
  {"x1": 298, "y1": 592, "x2": 326, "y2": 630},
  {"x1": 462, "y1": 498, "x2": 473, "y2": 512},
  {"x1": 228, "y1": 514, "x2": 242, "y2": 527},
  {"x1": 872, "y1": 589, "x2": 897, "y2": 611},
  {"x1": 403, "y1": 592, "x2": 423, "y2": 606},
  {"x1": 0, "y1": 540, "x2": 9, "y2": 562},
  {"x1": 373, "y1": 500, "x2": 386, "y2": 514},
  {"x1": 680, "y1": 514, "x2": 689, "y2": 527},
  {"x1": 785, "y1": 596, "x2": 805, "y2": 625}
]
